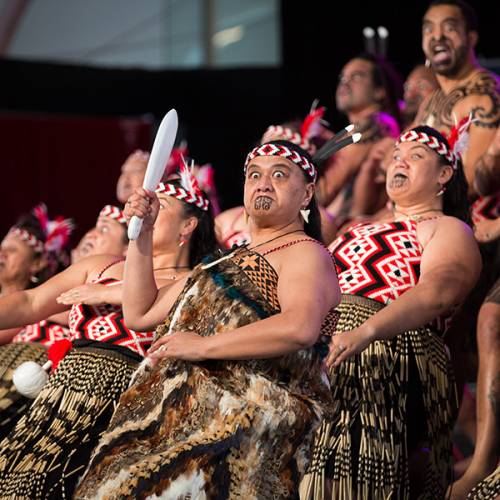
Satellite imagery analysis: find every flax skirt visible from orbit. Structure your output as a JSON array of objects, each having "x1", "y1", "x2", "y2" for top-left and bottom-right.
[
  {"x1": 0, "y1": 342, "x2": 47, "y2": 440},
  {"x1": 0, "y1": 343, "x2": 139, "y2": 499},
  {"x1": 300, "y1": 294, "x2": 458, "y2": 500}
]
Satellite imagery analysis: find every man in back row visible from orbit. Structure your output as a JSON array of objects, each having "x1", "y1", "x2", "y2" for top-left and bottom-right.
[{"x1": 415, "y1": 1, "x2": 499, "y2": 498}]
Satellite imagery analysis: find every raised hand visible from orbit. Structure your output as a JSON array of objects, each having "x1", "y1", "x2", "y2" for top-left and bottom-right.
[{"x1": 124, "y1": 188, "x2": 159, "y2": 232}]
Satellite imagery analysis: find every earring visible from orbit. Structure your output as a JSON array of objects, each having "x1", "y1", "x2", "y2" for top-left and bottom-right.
[
  {"x1": 425, "y1": 58, "x2": 431, "y2": 68},
  {"x1": 300, "y1": 208, "x2": 310, "y2": 224},
  {"x1": 179, "y1": 238, "x2": 187, "y2": 247},
  {"x1": 437, "y1": 185, "x2": 446, "y2": 197},
  {"x1": 30, "y1": 275, "x2": 39, "y2": 284}
]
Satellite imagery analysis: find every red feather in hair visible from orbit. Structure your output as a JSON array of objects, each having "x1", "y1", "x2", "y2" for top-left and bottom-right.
[{"x1": 300, "y1": 101, "x2": 326, "y2": 140}]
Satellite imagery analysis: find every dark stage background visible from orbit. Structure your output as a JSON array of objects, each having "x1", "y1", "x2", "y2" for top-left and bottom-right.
[{"x1": 1, "y1": 0, "x2": 498, "y2": 243}]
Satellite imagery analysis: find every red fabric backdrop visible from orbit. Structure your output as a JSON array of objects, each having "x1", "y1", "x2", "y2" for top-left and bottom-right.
[{"x1": 0, "y1": 112, "x2": 152, "y2": 246}]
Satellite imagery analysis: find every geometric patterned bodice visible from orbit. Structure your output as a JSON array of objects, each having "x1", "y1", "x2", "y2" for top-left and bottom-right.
[
  {"x1": 471, "y1": 192, "x2": 500, "y2": 223},
  {"x1": 12, "y1": 319, "x2": 71, "y2": 347},
  {"x1": 329, "y1": 220, "x2": 422, "y2": 305},
  {"x1": 68, "y1": 277, "x2": 154, "y2": 357}
]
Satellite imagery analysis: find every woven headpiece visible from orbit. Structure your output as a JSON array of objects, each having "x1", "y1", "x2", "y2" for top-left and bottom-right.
[
  {"x1": 156, "y1": 158, "x2": 209, "y2": 211},
  {"x1": 244, "y1": 140, "x2": 317, "y2": 182},
  {"x1": 7, "y1": 204, "x2": 74, "y2": 256},
  {"x1": 397, "y1": 117, "x2": 474, "y2": 170},
  {"x1": 99, "y1": 205, "x2": 127, "y2": 225}
]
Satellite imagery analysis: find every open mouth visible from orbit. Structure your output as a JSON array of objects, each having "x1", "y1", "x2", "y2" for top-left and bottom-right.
[
  {"x1": 431, "y1": 43, "x2": 452, "y2": 65},
  {"x1": 389, "y1": 172, "x2": 408, "y2": 188}
]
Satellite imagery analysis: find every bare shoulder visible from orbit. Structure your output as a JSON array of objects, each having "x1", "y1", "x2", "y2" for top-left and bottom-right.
[
  {"x1": 416, "y1": 215, "x2": 472, "y2": 248},
  {"x1": 271, "y1": 239, "x2": 334, "y2": 274},
  {"x1": 437, "y1": 214, "x2": 472, "y2": 230}
]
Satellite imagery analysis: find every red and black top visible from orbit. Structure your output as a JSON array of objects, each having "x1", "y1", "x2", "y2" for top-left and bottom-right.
[
  {"x1": 330, "y1": 220, "x2": 422, "y2": 304},
  {"x1": 329, "y1": 219, "x2": 454, "y2": 334},
  {"x1": 13, "y1": 320, "x2": 71, "y2": 347},
  {"x1": 68, "y1": 261, "x2": 154, "y2": 357}
]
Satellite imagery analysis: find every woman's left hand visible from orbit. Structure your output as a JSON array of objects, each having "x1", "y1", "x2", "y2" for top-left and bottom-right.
[
  {"x1": 326, "y1": 327, "x2": 374, "y2": 368},
  {"x1": 147, "y1": 331, "x2": 207, "y2": 366},
  {"x1": 56, "y1": 284, "x2": 109, "y2": 306}
]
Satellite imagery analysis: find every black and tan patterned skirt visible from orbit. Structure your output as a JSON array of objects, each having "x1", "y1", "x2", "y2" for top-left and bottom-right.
[
  {"x1": 467, "y1": 465, "x2": 500, "y2": 499},
  {"x1": 0, "y1": 342, "x2": 47, "y2": 440},
  {"x1": 300, "y1": 294, "x2": 458, "y2": 500},
  {"x1": 0, "y1": 342, "x2": 139, "y2": 499}
]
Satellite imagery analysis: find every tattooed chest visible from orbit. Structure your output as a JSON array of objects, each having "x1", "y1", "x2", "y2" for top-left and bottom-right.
[{"x1": 418, "y1": 72, "x2": 500, "y2": 131}]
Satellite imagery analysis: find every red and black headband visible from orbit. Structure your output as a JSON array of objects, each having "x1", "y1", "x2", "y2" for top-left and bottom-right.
[
  {"x1": 99, "y1": 205, "x2": 127, "y2": 225},
  {"x1": 397, "y1": 117, "x2": 474, "y2": 171},
  {"x1": 244, "y1": 140, "x2": 318, "y2": 182},
  {"x1": 156, "y1": 159, "x2": 209, "y2": 211}
]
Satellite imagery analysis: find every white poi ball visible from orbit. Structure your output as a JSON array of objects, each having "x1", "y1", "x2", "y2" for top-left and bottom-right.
[{"x1": 12, "y1": 361, "x2": 50, "y2": 398}]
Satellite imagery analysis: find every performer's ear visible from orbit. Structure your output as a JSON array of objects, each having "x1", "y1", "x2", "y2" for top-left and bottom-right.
[
  {"x1": 468, "y1": 30, "x2": 478, "y2": 49},
  {"x1": 181, "y1": 216, "x2": 199, "y2": 240}
]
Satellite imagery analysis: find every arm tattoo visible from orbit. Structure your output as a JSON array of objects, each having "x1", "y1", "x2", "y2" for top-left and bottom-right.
[{"x1": 418, "y1": 70, "x2": 500, "y2": 132}]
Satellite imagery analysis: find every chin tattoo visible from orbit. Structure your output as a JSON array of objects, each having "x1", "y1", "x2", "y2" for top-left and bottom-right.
[{"x1": 254, "y1": 197, "x2": 273, "y2": 210}]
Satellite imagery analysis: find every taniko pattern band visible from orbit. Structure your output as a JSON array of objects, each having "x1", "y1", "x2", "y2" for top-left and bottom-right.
[
  {"x1": 99, "y1": 205, "x2": 127, "y2": 225},
  {"x1": 244, "y1": 143, "x2": 317, "y2": 182},
  {"x1": 397, "y1": 130, "x2": 457, "y2": 169},
  {"x1": 7, "y1": 228, "x2": 44, "y2": 253},
  {"x1": 156, "y1": 182, "x2": 209, "y2": 211}
]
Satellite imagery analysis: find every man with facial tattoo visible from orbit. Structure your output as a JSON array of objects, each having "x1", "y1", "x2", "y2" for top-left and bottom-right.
[{"x1": 415, "y1": 2, "x2": 500, "y2": 498}]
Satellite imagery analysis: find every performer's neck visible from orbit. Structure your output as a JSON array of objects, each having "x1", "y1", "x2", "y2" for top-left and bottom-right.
[
  {"x1": 151, "y1": 249, "x2": 190, "y2": 272},
  {"x1": 436, "y1": 57, "x2": 480, "y2": 94},
  {"x1": 347, "y1": 103, "x2": 380, "y2": 125}
]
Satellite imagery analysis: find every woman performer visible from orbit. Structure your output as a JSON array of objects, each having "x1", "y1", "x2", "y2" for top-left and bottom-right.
[
  {"x1": 0, "y1": 176, "x2": 215, "y2": 499},
  {"x1": 0, "y1": 205, "x2": 73, "y2": 433},
  {"x1": 0, "y1": 205, "x2": 124, "y2": 440},
  {"x1": 216, "y1": 106, "x2": 337, "y2": 248},
  {"x1": 301, "y1": 125, "x2": 481, "y2": 499},
  {"x1": 75, "y1": 138, "x2": 347, "y2": 499}
]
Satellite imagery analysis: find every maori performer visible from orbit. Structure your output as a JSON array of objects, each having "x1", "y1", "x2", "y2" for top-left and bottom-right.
[
  {"x1": 0, "y1": 204, "x2": 73, "y2": 438},
  {"x1": 301, "y1": 124, "x2": 481, "y2": 499},
  {"x1": 415, "y1": 2, "x2": 499, "y2": 496},
  {"x1": 0, "y1": 174, "x2": 215, "y2": 499},
  {"x1": 75, "y1": 136, "x2": 361, "y2": 498}
]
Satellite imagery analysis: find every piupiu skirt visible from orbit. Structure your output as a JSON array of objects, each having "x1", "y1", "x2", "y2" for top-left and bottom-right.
[
  {"x1": 300, "y1": 294, "x2": 458, "y2": 500},
  {"x1": 0, "y1": 342, "x2": 47, "y2": 440},
  {"x1": 0, "y1": 341, "x2": 139, "y2": 499}
]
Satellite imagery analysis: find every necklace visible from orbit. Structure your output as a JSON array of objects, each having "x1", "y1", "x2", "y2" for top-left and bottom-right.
[
  {"x1": 153, "y1": 265, "x2": 190, "y2": 281},
  {"x1": 394, "y1": 208, "x2": 443, "y2": 221},
  {"x1": 153, "y1": 266, "x2": 190, "y2": 272},
  {"x1": 201, "y1": 229, "x2": 305, "y2": 271},
  {"x1": 247, "y1": 229, "x2": 305, "y2": 251}
]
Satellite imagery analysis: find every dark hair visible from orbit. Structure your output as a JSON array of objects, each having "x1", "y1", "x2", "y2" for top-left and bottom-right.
[
  {"x1": 13, "y1": 213, "x2": 70, "y2": 287},
  {"x1": 411, "y1": 126, "x2": 471, "y2": 225},
  {"x1": 260, "y1": 140, "x2": 323, "y2": 241},
  {"x1": 356, "y1": 53, "x2": 404, "y2": 127},
  {"x1": 303, "y1": 196, "x2": 323, "y2": 241},
  {"x1": 167, "y1": 179, "x2": 217, "y2": 267},
  {"x1": 427, "y1": 0, "x2": 478, "y2": 32}
]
